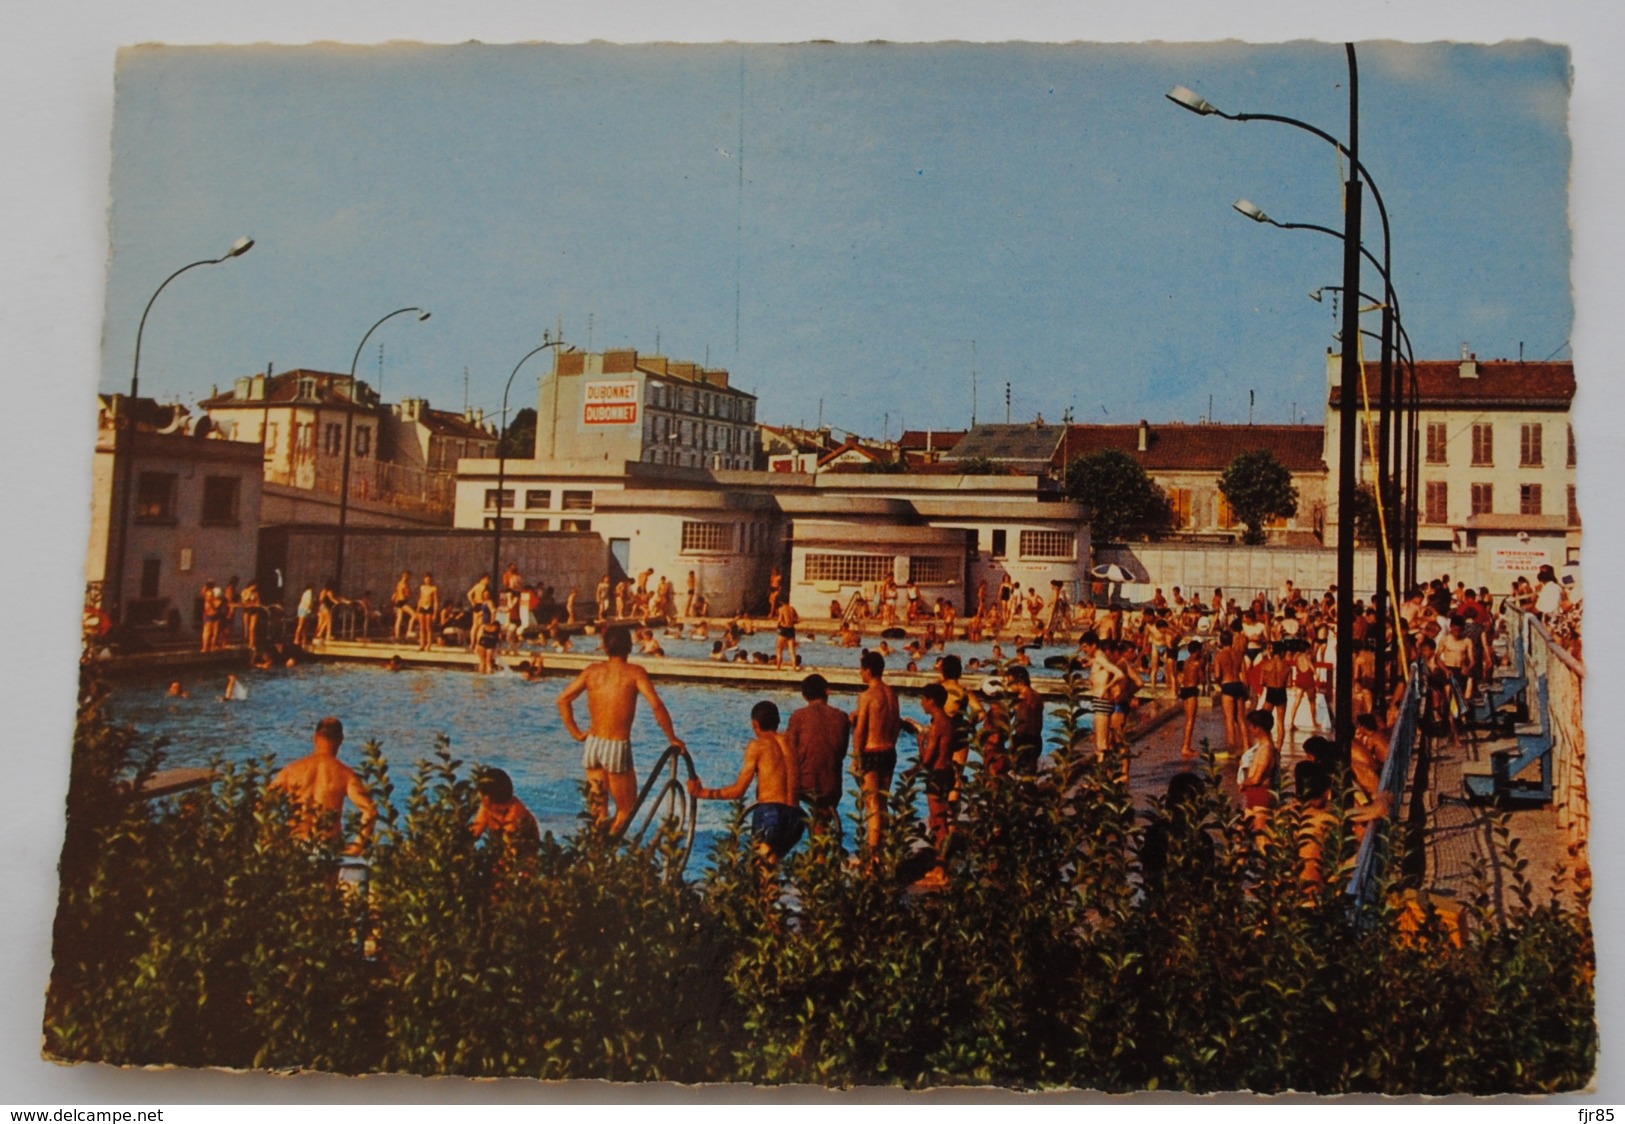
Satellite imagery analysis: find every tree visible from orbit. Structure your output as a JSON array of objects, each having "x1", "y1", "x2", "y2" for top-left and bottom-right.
[
  {"x1": 1351, "y1": 484, "x2": 1382, "y2": 547},
  {"x1": 955, "y1": 456, "x2": 1006, "y2": 476},
  {"x1": 1064, "y1": 449, "x2": 1172, "y2": 543},
  {"x1": 1219, "y1": 449, "x2": 1299, "y2": 545},
  {"x1": 499, "y1": 407, "x2": 537, "y2": 458}
]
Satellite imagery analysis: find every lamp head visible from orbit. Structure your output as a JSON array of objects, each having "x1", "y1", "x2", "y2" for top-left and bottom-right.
[
  {"x1": 1309, "y1": 288, "x2": 1324, "y2": 303},
  {"x1": 227, "y1": 237, "x2": 254, "y2": 258},
  {"x1": 1233, "y1": 199, "x2": 1270, "y2": 224},
  {"x1": 1166, "y1": 86, "x2": 1217, "y2": 115},
  {"x1": 417, "y1": 310, "x2": 431, "y2": 321}
]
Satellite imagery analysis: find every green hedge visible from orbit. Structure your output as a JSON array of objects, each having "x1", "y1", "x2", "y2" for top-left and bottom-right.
[{"x1": 44, "y1": 675, "x2": 1594, "y2": 1091}]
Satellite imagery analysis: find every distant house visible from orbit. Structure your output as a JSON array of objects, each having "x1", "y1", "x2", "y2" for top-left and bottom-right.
[
  {"x1": 1326, "y1": 350, "x2": 1577, "y2": 572},
  {"x1": 896, "y1": 428, "x2": 965, "y2": 467},
  {"x1": 1056, "y1": 420, "x2": 1328, "y2": 543},
  {"x1": 87, "y1": 395, "x2": 263, "y2": 632},
  {"x1": 817, "y1": 435, "x2": 896, "y2": 472},
  {"x1": 200, "y1": 369, "x2": 492, "y2": 527},
  {"x1": 943, "y1": 423, "x2": 1068, "y2": 476},
  {"x1": 760, "y1": 424, "x2": 835, "y2": 473}
]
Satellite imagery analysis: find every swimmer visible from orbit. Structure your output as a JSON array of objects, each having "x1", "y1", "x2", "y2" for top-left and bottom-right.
[
  {"x1": 690, "y1": 700, "x2": 806, "y2": 863},
  {"x1": 167, "y1": 680, "x2": 189, "y2": 698}
]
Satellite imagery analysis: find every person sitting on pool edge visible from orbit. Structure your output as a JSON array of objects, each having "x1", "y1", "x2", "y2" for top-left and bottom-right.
[{"x1": 689, "y1": 700, "x2": 806, "y2": 863}]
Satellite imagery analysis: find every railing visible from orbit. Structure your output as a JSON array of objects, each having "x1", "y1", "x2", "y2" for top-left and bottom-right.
[
  {"x1": 1346, "y1": 661, "x2": 1425, "y2": 909},
  {"x1": 265, "y1": 451, "x2": 456, "y2": 517},
  {"x1": 615, "y1": 743, "x2": 700, "y2": 878},
  {"x1": 1506, "y1": 605, "x2": 1588, "y2": 870}
]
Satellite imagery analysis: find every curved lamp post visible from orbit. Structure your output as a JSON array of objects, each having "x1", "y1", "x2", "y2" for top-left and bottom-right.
[
  {"x1": 1169, "y1": 45, "x2": 1370, "y2": 760},
  {"x1": 109, "y1": 236, "x2": 254, "y2": 624},
  {"x1": 334, "y1": 307, "x2": 430, "y2": 593},
  {"x1": 491, "y1": 331, "x2": 567, "y2": 581}
]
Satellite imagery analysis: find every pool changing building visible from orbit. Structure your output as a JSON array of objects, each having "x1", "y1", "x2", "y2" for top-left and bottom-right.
[{"x1": 452, "y1": 460, "x2": 1090, "y2": 619}]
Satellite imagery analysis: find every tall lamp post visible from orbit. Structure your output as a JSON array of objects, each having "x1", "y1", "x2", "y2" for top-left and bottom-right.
[
  {"x1": 333, "y1": 307, "x2": 430, "y2": 593},
  {"x1": 107, "y1": 236, "x2": 254, "y2": 625},
  {"x1": 491, "y1": 331, "x2": 566, "y2": 581},
  {"x1": 1168, "y1": 45, "x2": 1374, "y2": 759}
]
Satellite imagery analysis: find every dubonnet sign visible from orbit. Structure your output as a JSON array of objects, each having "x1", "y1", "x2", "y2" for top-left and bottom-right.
[{"x1": 583, "y1": 379, "x2": 639, "y2": 425}]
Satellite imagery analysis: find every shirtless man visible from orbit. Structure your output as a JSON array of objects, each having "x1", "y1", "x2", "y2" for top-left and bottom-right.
[
  {"x1": 690, "y1": 700, "x2": 805, "y2": 862},
  {"x1": 392, "y1": 570, "x2": 415, "y2": 641},
  {"x1": 416, "y1": 573, "x2": 440, "y2": 652},
  {"x1": 1079, "y1": 631, "x2": 1125, "y2": 757},
  {"x1": 1007, "y1": 665, "x2": 1045, "y2": 772},
  {"x1": 767, "y1": 567, "x2": 784, "y2": 616},
  {"x1": 557, "y1": 624, "x2": 684, "y2": 834},
  {"x1": 774, "y1": 601, "x2": 800, "y2": 669},
  {"x1": 269, "y1": 716, "x2": 377, "y2": 855},
  {"x1": 851, "y1": 649, "x2": 902, "y2": 860},
  {"x1": 785, "y1": 674, "x2": 851, "y2": 829}
]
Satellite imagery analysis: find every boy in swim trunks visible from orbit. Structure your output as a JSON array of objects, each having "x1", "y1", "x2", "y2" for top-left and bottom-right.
[
  {"x1": 1079, "y1": 631, "x2": 1124, "y2": 758},
  {"x1": 852, "y1": 648, "x2": 902, "y2": 863},
  {"x1": 1007, "y1": 665, "x2": 1045, "y2": 772},
  {"x1": 557, "y1": 624, "x2": 685, "y2": 834},
  {"x1": 690, "y1": 700, "x2": 805, "y2": 863},
  {"x1": 915, "y1": 683, "x2": 956, "y2": 851},
  {"x1": 1177, "y1": 640, "x2": 1205, "y2": 758}
]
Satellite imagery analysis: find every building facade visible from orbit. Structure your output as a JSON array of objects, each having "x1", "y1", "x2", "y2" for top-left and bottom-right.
[
  {"x1": 535, "y1": 349, "x2": 758, "y2": 470},
  {"x1": 1324, "y1": 351, "x2": 1578, "y2": 578},
  {"x1": 200, "y1": 369, "x2": 493, "y2": 526},
  {"x1": 87, "y1": 396, "x2": 264, "y2": 631}
]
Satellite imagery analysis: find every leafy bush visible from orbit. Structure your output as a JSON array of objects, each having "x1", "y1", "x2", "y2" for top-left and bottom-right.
[{"x1": 44, "y1": 672, "x2": 1594, "y2": 1091}]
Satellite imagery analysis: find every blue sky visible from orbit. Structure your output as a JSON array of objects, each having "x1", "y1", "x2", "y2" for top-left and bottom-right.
[{"x1": 101, "y1": 40, "x2": 1572, "y2": 438}]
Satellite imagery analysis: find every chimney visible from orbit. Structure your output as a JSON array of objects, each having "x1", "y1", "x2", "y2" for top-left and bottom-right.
[
  {"x1": 1460, "y1": 346, "x2": 1478, "y2": 379},
  {"x1": 1137, "y1": 419, "x2": 1149, "y2": 452},
  {"x1": 249, "y1": 374, "x2": 265, "y2": 401},
  {"x1": 233, "y1": 377, "x2": 251, "y2": 400}
]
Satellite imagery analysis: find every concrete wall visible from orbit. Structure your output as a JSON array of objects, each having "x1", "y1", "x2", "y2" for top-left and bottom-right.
[{"x1": 258, "y1": 526, "x2": 606, "y2": 614}]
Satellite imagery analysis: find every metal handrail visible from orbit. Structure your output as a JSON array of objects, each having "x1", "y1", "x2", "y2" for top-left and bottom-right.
[
  {"x1": 1346, "y1": 660, "x2": 1424, "y2": 908},
  {"x1": 615, "y1": 743, "x2": 700, "y2": 876}
]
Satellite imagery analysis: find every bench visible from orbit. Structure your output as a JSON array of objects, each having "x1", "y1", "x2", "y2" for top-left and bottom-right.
[{"x1": 1464, "y1": 674, "x2": 1553, "y2": 808}]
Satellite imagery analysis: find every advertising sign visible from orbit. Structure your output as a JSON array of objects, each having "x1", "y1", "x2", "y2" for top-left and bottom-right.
[
  {"x1": 1491, "y1": 546, "x2": 1555, "y2": 574},
  {"x1": 583, "y1": 379, "x2": 639, "y2": 424}
]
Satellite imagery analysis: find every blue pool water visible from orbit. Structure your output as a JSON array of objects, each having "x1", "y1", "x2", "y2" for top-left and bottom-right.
[{"x1": 109, "y1": 660, "x2": 1088, "y2": 860}]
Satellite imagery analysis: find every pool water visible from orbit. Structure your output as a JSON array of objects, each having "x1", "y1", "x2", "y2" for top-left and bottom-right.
[{"x1": 109, "y1": 661, "x2": 1090, "y2": 861}]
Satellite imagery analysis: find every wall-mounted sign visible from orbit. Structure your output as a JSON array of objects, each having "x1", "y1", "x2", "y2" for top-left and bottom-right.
[
  {"x1": 1490, "y1": 546, "x2": 1555, "y2": 574},
  {"x1": 583, "y1": 379, "x2": 639, "y2": 425}
]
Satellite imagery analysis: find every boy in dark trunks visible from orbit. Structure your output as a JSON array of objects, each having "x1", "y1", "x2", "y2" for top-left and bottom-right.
[
  {"x1": 852, "y1": 649, "x2": 902, "y2": 862},
  {"x1": 1178, "y1": 640, "x2": 1205, "y2": 759},
  {"x1": 689, "y1": 700, "x2": 805, "y2": 862},
  {"x1": 916, "y1": 683, "x2": 956, "y2": 851}
]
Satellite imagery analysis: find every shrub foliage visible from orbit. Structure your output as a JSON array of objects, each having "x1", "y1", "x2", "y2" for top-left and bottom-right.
[{"x1": 45, "y1": 673, "x2": 1594, "y2": 1091}]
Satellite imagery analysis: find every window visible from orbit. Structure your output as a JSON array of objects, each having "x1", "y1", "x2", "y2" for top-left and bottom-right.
[
  {"x1": 355, "y1": 426, "x2": 371, "y2": 458},
  {"x1": 909, "y1": 556, "x2": 956, "y2": 585},
  {"x1": 264, "y1": 422, "x2": 279, "y2": 456},
  {"x1": 1019, "y1": 530, "x2": 1075, "y2": 560},
  {"x1": 200, "y1": 476, "x2": 240, "y2": 526},
  {"x1": 1470, "y1": 483, "x2": 1493, "y2": 517},
  {"x1": 561, "y1": 490, "x2": 593, "y2": 511},
  {"x1": 1426, "y1": 422, "x2": 1448, "y2": 465},
  {"x1": 990, "y1": 529, "x2": 1007, "y2": 558},
  {"x1": 324, "y1": 422, "x2": 344, "y2": 455},
  {"x1": 524, "y1": 489, "x2": 551, "y2": 510},
  {"x1": 139, "y1": 558, "x2": 161, "y2": 599},
  {"x1": 1568, "y1": 485, "x2": 1579, "y2": 526},
  {"x1": 134, "y1": 472, "x2": 176, "y2": 522},
  {"x1": 681, "y1": 521, "x2": 734, "y2": 553},
  {"x1": 1568, "y1": 425, "x2": 1577, "y2": 468},
  {"x1": 484, "y1": 488, "x2": 515, "y2": 510},
  {"x1": 1520, "y1": 483, "x2": 1542, "y2": 516},
  {"x1": 525, "y1": 518, "x2": 551, "y2": 532},
  {"x1": 1471, "y1": 423, "x2": 1494, "y2": 466},
  {"x1": 1218, "y1": 495, "x2": 1237, "y2": 529},
  {"x1": 482, "y1": 517, "x2": 514, "y2": 531},
  {"x1": 560, "y1": 519, "x2": 591, "y2": 532},
  {"x1": 1166, "y1": 487, "x2": 1192, "y2": 529},
  {"x1": 1520, "y1": 423, "x2": 1543, "y2": 467},
  {"x1": 1425, "y1": 481, "x2": 1448, "y2": 524},
  {"x1": 805, "y1": 553, "x2": 895, "y2": 584}
]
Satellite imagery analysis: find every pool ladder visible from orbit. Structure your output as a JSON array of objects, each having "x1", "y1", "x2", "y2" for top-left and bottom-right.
[{"x1": 613, "y1": 742, "x2": 700, "y2": 877}]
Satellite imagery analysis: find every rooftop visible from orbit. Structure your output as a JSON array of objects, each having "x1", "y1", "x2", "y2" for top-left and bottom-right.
[
  {"x1": 1330, "y1": 358, "x2": 1575, "y2": 408},
  {"x1": 1056, "y1": 422, "x2": 1327, "y2": 474}
]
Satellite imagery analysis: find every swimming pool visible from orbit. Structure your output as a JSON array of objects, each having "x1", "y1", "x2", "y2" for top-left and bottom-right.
[{"x1": 107, "y1": 661, "x2": 1091, "y2": 861}]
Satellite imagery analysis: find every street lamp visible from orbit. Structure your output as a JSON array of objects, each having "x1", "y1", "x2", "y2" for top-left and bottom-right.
[
  {"x1": 107, "y1": 236, "x2": 254, "y2": 625},
  {"x1": 1170, "y1": 45, "x2": 1368, "y2": 760},
  {"x1": 333, "y1": 307, "x2": 430, "y2": 593},
  {"x1": 492, "y1": 331, "x2": 567, "y2": 581}
]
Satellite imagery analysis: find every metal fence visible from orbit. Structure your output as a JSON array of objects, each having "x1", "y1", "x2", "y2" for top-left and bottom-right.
[
  {"x1": 1506, "y1": 605, "x2": 1588, "y2": 872},
  {"x1": 1346, "y1": 661, "x2": 1425, "y2": 909}
]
